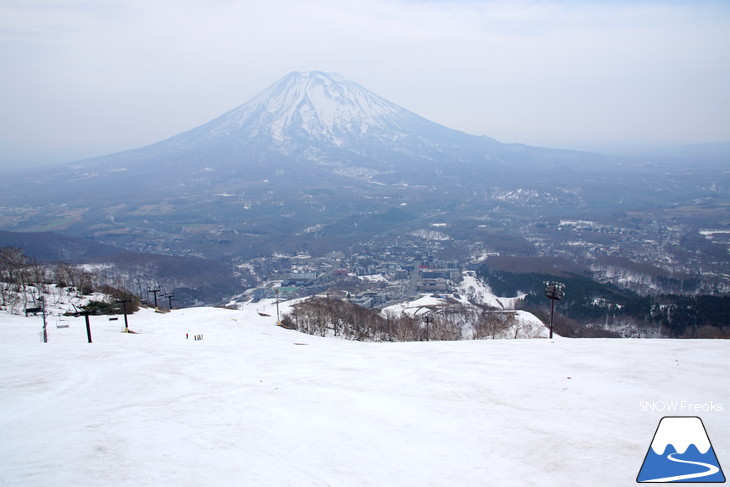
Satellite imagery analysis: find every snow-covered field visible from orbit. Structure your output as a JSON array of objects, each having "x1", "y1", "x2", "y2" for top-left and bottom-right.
[{"x1": 1, "y1": 301, "x2": 728, "y2": 486}]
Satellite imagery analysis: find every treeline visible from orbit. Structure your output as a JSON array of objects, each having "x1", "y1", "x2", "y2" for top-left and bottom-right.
[
  {"x1": 0, "y1": 229, "x2": 248, "y2": 307},
  {"x1": 479, "y1": 265, "x2": 730, "y2": 338},
  {"x1": 280, "y1": 296, "x2": 543, "y2": 342},
  {"x1": 87, "y1": 252, "x2": 248, "y2": 307},
  {"x1": 0, "y1": 246, "x2": 139, "y2": 315}
]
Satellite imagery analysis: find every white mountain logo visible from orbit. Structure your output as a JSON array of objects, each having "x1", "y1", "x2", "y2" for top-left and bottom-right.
[{"x1": 637, "y1": 416, "x2": 725, "y2": 483}]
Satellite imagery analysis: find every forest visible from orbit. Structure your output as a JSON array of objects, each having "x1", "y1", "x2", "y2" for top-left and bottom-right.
[
  {"x1": 479, "y1": 264, "x2": 730, "y2": 338},
  {"x1": 280, "y1": 296, "x2": 544, "y2": 342},
  {"x1": 0, "y1": 246, "x2": 140, "y2": 315}
]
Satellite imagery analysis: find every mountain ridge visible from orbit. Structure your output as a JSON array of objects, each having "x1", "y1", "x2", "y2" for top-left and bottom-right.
[{"x1": 173, "y1": 71, "x2": 498, "y2": 147}]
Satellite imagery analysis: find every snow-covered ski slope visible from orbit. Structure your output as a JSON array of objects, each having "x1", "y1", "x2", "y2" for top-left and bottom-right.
[{"x1": 1, "y1": 301, "x2": 728, "y2": 486}]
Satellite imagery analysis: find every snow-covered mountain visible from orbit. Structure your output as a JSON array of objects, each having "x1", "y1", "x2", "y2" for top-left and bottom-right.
[
  {"x1": 193, "y1": 71, "x2": 454, "y2": 147},
  {"x1": 142, "y1": 70, "x2": 507, "y2": 172},
  {"x1": 4, "y1": 69, "x2": 601, "y2": 195},
  {"x1": 2, "y1": 70, "x2": 593, "y2": 212}
]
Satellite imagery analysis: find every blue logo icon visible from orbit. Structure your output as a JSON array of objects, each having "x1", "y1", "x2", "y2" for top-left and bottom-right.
[{"x1": 637, "y1": 416, "x2": 725, "y2": 483}]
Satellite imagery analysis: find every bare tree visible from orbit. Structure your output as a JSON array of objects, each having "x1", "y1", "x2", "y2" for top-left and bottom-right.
[{"x1": 0, "y1": 247, "x2": 29, "y2": 310}]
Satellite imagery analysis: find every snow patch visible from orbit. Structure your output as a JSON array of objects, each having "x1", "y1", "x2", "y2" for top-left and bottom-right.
[
  {"x1": 458, "y1": 271, "x2": 524, "y2": 309},
  {"x1": 410, "y1": 229, "x2": 451, "y2": 241},
  {"x1": 358, "y1": 274, "x2": 387, "y2": 283}
]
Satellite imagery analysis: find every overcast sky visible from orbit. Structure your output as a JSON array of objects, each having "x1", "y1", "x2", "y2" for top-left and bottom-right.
[{"x1": 1, "y1": 0, "x2": 729, "y2": 166}]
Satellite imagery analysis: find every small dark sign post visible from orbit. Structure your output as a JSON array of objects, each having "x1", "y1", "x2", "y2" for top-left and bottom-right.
[
  {"x1": 544, "y1": 281, "x2": 565, "y2": 339},
  {"x1": 83, "y1": 311, "x2": 92, "y2": 343},
  {"x1": 71, "y1": 306, "x2": 93, "y2": 343}
]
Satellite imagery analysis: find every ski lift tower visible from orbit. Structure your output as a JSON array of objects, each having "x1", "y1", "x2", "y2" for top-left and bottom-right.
[
  {"x1": 275, "y1": 288, "x2": 280, "y2": 325},
  {"x1": 148, "y1": 288, "x2": 161, "y2": 310},
  {"x1": 117, "y1": 299, "x2": 133, "y2": 333},
  {"x1": 544, "y1": 281, "x2": 565, "y2": 339}
]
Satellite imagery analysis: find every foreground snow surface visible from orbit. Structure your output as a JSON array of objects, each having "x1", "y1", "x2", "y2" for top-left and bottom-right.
[{"x1": 1, "y1": 304, "x2": 728, "y2": 486}]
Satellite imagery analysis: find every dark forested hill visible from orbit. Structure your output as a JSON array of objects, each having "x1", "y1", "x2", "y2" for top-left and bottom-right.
[{"x1": 479, "y1": 260, "x2": 730, "y2": 338}]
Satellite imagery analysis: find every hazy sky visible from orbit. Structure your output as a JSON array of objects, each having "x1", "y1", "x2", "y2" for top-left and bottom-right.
[{"x1": 1, "y1": 0, "x2": 729, "y2": 166}]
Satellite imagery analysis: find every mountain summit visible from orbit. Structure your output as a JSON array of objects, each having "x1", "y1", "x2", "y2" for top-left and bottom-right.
[
  {"x1": 161, "y1": 70, "x2": 500, "y2": 167},
  {"x1": 201, "y1": 71, "x2": 424, "y2": 146}
]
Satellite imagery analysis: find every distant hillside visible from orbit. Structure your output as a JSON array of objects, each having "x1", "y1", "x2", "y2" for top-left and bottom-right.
[
  {"x1": 87, "y1": 252, "x2": 248, "y2": 307},
  {"x1": 0, "y1": 230, "x2": 121, "y2": 262},
  {"x1": 480, "y1": 256, "x2": 587, "y2": 276},
  {"x1": 0, "y1": 230, "x2": 247, "y2": 306},
  {"x1": 478, "y1": 260, "x2": 730, "y2": 338}
]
